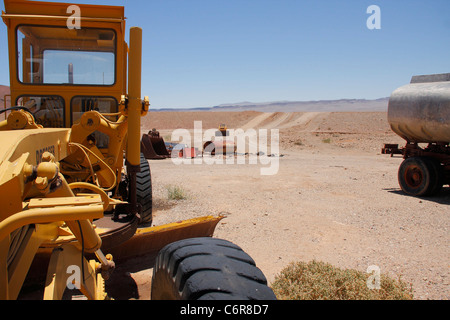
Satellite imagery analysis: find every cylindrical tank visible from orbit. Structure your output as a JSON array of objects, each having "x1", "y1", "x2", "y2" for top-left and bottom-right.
[{"x1": 388, "y1": 75, "x2": 450, "y2": 144}]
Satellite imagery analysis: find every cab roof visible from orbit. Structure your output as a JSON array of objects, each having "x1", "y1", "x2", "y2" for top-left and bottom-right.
[{"x1": 3, "y1": 0, "x2": 125, "y2": 20}]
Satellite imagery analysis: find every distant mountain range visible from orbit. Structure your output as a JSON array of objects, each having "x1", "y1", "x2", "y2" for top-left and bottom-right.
[
  {"x1": 153, "y1": 98, "x2": 389, "y2": 112},
  {"x1": 0, "y1": 84, "x2": 388, "y2": 113}
]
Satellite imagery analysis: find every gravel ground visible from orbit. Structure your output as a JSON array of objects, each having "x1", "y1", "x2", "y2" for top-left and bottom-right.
[
  {"x1": 146, "y1": 148, "x2": 449, "y2": 300},
  {"x1": 137, "y1": 112, "x2": 449, "y2": 300}
]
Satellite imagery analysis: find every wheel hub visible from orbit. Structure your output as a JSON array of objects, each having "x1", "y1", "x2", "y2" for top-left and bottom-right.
[{"x1": 404, "y1": 165, "x2": 423, "y2": 188}]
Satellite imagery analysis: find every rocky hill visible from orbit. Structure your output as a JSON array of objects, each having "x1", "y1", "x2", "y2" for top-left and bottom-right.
[{"x1": 154, "y1": 98, "x2": 389, "y2": 113}]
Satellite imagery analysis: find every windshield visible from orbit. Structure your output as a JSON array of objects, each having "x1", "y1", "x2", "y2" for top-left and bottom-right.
[{"x1": 17, "y1": 26, "x2": 116, "y2": 85}]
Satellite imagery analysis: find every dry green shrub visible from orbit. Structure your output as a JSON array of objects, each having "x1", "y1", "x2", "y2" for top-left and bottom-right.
[
  {"x1": 271, "y1": 260, "x2": 413, "y2": 300},
  {"x1": 167, "y1": 185, "x2": 188, "y2": 200}
]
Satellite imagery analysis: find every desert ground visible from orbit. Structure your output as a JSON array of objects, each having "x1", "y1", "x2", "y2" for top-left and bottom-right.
[{"x1": 104, "y1": 111, "x2": 449, "y2": 300}]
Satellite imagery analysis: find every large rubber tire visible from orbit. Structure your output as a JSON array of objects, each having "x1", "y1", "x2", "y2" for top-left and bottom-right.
[
  {"x1": 136, "y1": 153, "x2": 153, "y2": 224},
  {"x1": 423, "y1": 157, "x2": 445, "y2": 196},
  {"x1": 151, "y1": 237, "x2": 277, "y2": 300},
  {"x1": 398, "y1": 156, "x2": 441, "y2": 197}
]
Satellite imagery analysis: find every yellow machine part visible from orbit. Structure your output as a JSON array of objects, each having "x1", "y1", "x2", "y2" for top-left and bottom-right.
[
  {"x1": 98, "y1": 215, "x2": 223, "y2": 261},
  {"x1": 0, "y1": 0, "x2": 223, "y2": 300},
  {"x1": 22, "y1": 215, "x2": 224, "y2": 289},
  {"x1": 33, "y1": 216, "x2": 222, "y2": 255}
]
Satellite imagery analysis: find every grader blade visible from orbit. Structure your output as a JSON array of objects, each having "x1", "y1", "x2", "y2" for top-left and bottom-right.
[{"x1": 106, "y1": 215, "x2": 224, "y2": 261}]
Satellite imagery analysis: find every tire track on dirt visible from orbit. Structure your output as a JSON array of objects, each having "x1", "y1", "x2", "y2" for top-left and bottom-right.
[{"x1": 240, "y1": 112, "x2": 275, "y2": 130}]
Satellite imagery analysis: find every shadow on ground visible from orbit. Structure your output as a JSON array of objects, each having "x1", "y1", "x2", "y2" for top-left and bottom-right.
[{"x1": 385, "y1": 187, "x2": 450, "y2": 205}]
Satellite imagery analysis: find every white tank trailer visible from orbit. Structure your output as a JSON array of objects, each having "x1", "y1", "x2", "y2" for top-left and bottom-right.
[{"x1": 382, "y1": 73, "x2": 450, "y2": 197}]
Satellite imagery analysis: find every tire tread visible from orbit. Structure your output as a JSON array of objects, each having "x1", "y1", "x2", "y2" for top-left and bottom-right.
[{"x1": 151, "y1": 237, "x2": 276, "y2": 300}]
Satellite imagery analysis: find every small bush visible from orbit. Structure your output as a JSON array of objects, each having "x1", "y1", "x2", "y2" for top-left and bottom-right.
[
  {"x1": 167, "y1": 185, "x2": 187, "y2": 200},
  {"x1": 271, "y1": 260, "x2": 413, "y2": 300},
  {"x1": 322, "y1": 138, "x2": 331, "y2": 144}
]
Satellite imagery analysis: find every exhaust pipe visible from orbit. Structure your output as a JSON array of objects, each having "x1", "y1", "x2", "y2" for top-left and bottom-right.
[
  {"x1": 127, "y1": 26, "x2": 143, "y2": 168},
  {"x1": 126, "y1": 27, "x2": 143, "y2": 217}
]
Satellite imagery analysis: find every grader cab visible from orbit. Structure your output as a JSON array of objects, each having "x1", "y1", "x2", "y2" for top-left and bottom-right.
[{"x1": 0, "y1": 0, "x2": 275, "y2": 300}]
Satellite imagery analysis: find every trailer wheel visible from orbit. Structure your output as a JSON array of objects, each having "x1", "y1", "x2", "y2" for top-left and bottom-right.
[
  {"x1": 151, "y1": 237, "x2": 277, "y2": 300},
  {"x1": 136, "y1": 153, "x2": 153, "y2": 224},
  {"x1": 398, "y1": 156, "x2": 441, "y2": 197},
  {"x1": 424, "y1": 157, "x2": 445, "y2": 195}
]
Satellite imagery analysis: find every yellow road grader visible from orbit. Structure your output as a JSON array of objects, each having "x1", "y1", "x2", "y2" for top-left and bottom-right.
[{"x1": 0, "y1": 0, "x2": 275, "y2": 300}]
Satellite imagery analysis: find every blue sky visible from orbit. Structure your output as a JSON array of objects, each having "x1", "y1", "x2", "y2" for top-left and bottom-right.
[{"x1": 1, "y1": 0, "x2": 449, "y2": 109}]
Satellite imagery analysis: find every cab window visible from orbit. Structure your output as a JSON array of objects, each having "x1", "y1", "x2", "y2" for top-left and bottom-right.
[
  {"x1": 71, "y1": 96, "x2": 118, "y2": 124},
  {"x1": 71, "y1": 96, "x2": 118, "y2": 148},
  {"x1": 17, "y1": 25, "x2": 116, "y2": 85},
  {"x1": 17, "y1": 95, "x2": 65, "y2": 128}
]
